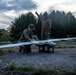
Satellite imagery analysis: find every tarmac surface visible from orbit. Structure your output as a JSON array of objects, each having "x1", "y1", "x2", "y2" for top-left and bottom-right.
[{"x1": 0, "y1": 48, "x2": 76, "y2": 68}]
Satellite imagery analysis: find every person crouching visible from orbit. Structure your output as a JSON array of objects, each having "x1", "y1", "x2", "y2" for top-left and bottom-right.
[{"x1": 19, "y1": 24, "x2": 35, "y2": 53}]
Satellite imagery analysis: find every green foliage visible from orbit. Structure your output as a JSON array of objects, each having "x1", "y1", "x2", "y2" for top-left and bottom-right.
[
  {"x1": 2, "y1": 65, "x2": 76, "y2": 75},
  {"x1": 49, "y1": 10, "x2": 76, "y2": 38},
  {"x1": 9, "y1": 11, "x2": 76, "y2": 41},
  {"x1": 10, "y1": 12, "x2": 36, "y2": 41},
  {"x1": 0, "y1": 31, "x2": 2, "y2": 38},
  {"x1": 6, "y1": 64, "x2": 17, "y2": 71},
  {"x1": 0, "y1": 29, "x2": 12, "y2": 41},
  {"x1": 0, "y1": 50, "x2": 4, "y2": 54},
  {"x1": 3, "y1": 64, "x2": 36, "y2": 71},
  {"x1": 7, "y1": 49, "x2": 14, "y2": 53},
  {"x1": 35, "y1": 19, "x2": 42, "y2": 39}
]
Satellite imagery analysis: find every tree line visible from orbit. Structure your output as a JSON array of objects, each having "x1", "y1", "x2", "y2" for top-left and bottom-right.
[
  {"x1": 0, "y1": 29, "x2": 12, "y2": 41},
  {"x1": 7, "y1": 10, "x2": 76, "y2": 41}
]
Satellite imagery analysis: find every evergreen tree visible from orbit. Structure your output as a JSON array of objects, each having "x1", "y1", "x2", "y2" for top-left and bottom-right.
[
  {"x1": 49, "y1": 10, "x2": 76, "y2": 38},
  {"x1": 10, "y1": 12, "x2": 36, "y2": 41}
]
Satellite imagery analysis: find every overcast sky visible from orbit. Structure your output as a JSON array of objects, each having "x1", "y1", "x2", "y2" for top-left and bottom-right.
[{"x1": 0, "y1": 0, "x2": 76, "y2": 30}]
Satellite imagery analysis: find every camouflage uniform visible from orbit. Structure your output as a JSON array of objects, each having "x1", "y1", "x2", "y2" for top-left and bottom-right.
[
  {"x1": 19, "y1": 27, "x2": 33, "y2": 53},
  {"x1": 20, "y1": 29, "x2": 33, "y2": 42}
]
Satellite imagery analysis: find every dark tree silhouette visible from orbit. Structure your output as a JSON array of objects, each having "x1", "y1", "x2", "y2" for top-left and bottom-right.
[
  {"x1": 9, "y1": 11, "x2": 76, "y2": 41},
  {"x1": 10, "y1": 12, "x2": 36, "y2": 41},
  {"x1": 49, "y1": 10, "x2": 76, "y2": 38}
]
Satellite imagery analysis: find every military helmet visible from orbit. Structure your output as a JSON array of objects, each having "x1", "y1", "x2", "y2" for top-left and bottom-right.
[{"x1": 28, "y1": 24, "x2": 35, "y2": 30}]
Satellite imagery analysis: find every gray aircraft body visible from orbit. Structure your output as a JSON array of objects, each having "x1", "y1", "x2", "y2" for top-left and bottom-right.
[{"x1": 0, "y1": 37, "x2": 76, "y2": 49}]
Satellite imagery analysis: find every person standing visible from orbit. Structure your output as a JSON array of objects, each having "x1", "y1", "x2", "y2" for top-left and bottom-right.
[
  {"x1": 35, "y1": 12, "x2": 51, "y2": 52},
  {"x1": 35, "y1": 12, "x2": 51, "y2": 40}
]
